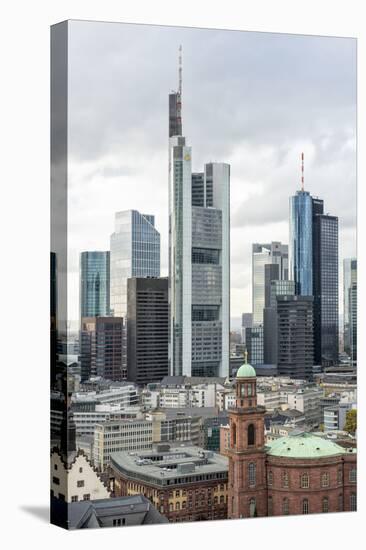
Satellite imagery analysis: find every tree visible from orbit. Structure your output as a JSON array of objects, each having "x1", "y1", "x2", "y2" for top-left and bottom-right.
[{"x1": 344, "y1": 409, "x2": 357, "y2": 434}]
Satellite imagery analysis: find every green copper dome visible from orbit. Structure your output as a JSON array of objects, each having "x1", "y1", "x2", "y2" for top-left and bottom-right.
[
  {"x1": 236, "y1": 363, "x2": 256, "y2": 378},
  {"x1": 266, "y1": 432, "x2": 347, "y2": 459}
]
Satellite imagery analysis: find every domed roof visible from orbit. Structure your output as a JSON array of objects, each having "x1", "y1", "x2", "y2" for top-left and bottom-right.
[
  {"x1": 236, "y1": 363, "x2": 256, "y2": 378},
  {"x1": 266, "y1": 432, "x2": 347, "y2": 459}
]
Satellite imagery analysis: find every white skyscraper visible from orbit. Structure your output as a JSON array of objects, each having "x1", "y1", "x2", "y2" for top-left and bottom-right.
[
  {"x1": 252, "y1": 242, "x2": 288, "y2": 325},
  {"x1": 168, "y1": 54, "x2": 230, "y2": 378}
]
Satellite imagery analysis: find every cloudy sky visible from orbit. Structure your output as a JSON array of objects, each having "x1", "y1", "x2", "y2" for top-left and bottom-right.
[{"x1": 67, "y1": 20, "x2": 356, "y2": 326}]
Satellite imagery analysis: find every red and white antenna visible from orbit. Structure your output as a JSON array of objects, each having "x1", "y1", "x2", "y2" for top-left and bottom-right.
[
  {"x1": 178, "y1": 44, "x2": 182, "y2": 96},
  {"x1": 301, "y1": 152, "x2": 304, "y2": 191}
]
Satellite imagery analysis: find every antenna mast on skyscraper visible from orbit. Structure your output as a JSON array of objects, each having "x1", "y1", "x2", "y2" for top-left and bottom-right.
[
  {"x1": 178, "y1": 44, "x2": 182, "y2": 96},
  {"x1": 301, "y1": 152, "x2": 304, "y2": 191}
]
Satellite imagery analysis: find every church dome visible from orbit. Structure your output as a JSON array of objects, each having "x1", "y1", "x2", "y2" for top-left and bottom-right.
[{"x1": 236, "y1": 363, "x2": 256, "y2": 378}]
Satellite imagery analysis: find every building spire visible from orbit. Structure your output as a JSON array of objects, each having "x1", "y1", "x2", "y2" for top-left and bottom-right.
[
  {"x1": 301, "y1": 152, "x2": 304, "y2": 191},
  {"x1": 178, "y1": 44, "x2": 182, "y2": 96}
]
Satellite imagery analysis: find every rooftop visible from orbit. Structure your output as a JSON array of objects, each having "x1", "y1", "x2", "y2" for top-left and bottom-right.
[
  {"x1": 236, "y1": 363, "x2": 256, "y2": 378},
  {"x1": 266, "y1": 431, "x2": 353, "y2": 458},
  {"x1": 110, "y1": 443, "x2": 228, "y2": 484}
]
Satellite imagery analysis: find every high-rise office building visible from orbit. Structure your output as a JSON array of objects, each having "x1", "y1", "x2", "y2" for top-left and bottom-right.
[
  {"x1": 289, "y1": 162, "x2": 339, "y2": 367},
  {"x1": 127, "y1": 277, "x2": 169, "y2": 385},
  {"x1": 245, "y1": 325, "x2": 264, "y2": 365},
  {"x1": 80, "y1": 251, "x2": 110, "y2": 320},
  {"x1": 169, "y1": 57, "x2": 230, "y2": 378},
  {"x1": 241, "y1": 313, "x2": 253, "y2": 344},
  {"x1": 289, "y1": 190, "x2": 313, "y2": 296},
  {"x1": 276, "y1": 295, "x2": 314, "y2": 380},
  {"x1": 80, "y1": 317, "x2": 124, "y2": 381},
  {"x1": 252, "y1": 242, "x2": 288, "y2": 325},
  {"x1": 343, "y1": 258, "x2": 357, "y2": 358},
  {"x1": 263, "y1": 280, "x2": 296, "y2": 364},
  {"x1": 349, "y1": 280, "x2": 357, "y2": 365},
  {"x1": 110, "y1": 210, "x2": 160, "y2": 318},
  {"x1": 312, "y1": 212, "x2": 339, "y2": 366}
]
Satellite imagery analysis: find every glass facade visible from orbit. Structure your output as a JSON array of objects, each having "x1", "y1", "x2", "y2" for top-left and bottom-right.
[
  {"x1": 313, "y1": 214, "x2": 339, "y2": 366},
  {"x1": 80, "y1": 251, "x2": 110, "y2": 320},
  {"x1": 289, "y1": 191, "x2": 313, "y2": 296},
  {"x1": 343, "y1": 258, "x2": 357, "y2": 358},
  {"x1": 252, "y1": 242, "x2": 288, "y2": 325},
  {"x1": 110, "y1": 210, "x2": 160, "y2": 318}
]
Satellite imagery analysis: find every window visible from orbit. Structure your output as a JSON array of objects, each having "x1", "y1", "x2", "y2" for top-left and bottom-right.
[
  {"x1": 248, "y1": 424, "x2": 255, "y2": 446},
  {"x1": 169, "y1": 503, "x2": 173, "y2": 512},
  {"x1": 220, "y1": 495, "x2": 224, "y2": 504},
  {"x1": 71, "y1": 496, "x2": 78, "y2": 502},
  {"x1": 247, "y1": 384, "x2": 252, "y2": 397},
  {"x1": 182, "y1": 501, "x2": 186, "y2": 509},
  {"x1": 321, "y1": 472, "x2": 330, "y2": 488},
  {"x1": 249, "y1": 498, "x2": 256, "y2": 518},
  {"x1": 282, "y1": 498, "x2": 289, "y2": 516},
  {"x1": 176, "y1": 502, "x2": 180, "y2": 511},
  {"x1": 300, "y1": 473, "x2": 309, "y2": 489},
  {"x1": 322, "y1": 497, "x2": 329, "y2": 513},
  {"x1": 54, "y1": 464, "x2": 58, "y2": 471},
  {"x1": 302, "y1": 499, "x2": 309, "y2": 515},
  {"x1": 350, "y1": 493, "x2": 357, "y2": 512},
  {"x1": 268, "y1": 496, "x2": 273, "y2": 516},
  {"x1": 232, "y1": 423, "x2": 237, "y2": 446},
  {"x1": 77, "y1": 480, "x2": 85, "y2": 488},
  {"x1": 338, "y1": 494, "x2": 343, "y2": 512},
  {"x1": 268, "y1": 471, "x2": 273, "y2": 486},
  {"x1": 52, "y1": 476, "x2": 60, "y2": 486},
  {"x1": 79, "y1": 467, "x2": 83, "y2": 473},
  {"x1": 349, "y1": 468, "x2": 357, "y2": 482},
  {"x1": 176, "y1": 490, "x2": 180, "y2": 497},
  {"x1": 248, "y1": 463, "x2": 256, "y2": 487},
  {"x1": 337, "y1": 468, "x2": 343, "y2": 484},
  {"x1": 83, "y1": 494, "x2": 90, "y2": 501},
  {"x1": 282, "y1": 471, "x2": 289, "y2": 488}
]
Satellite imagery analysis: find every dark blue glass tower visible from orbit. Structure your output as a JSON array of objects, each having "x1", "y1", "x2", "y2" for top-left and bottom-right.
[{"x1": 289, "y1": 190, "x2": 313, "y2": 296}]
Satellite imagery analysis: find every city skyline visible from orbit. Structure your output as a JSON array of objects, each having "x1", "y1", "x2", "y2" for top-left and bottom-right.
[{"x1": 67, "y1": 21, "x2": 356, "y2": 324}]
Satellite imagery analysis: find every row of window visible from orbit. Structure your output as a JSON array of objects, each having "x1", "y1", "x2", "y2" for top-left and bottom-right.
[
  {"x1": 245, "y1": 494, "x2": 356, "y2": 516},
  {"x1": 245, "y1": 465, "x2": 356, "y2": 489}
]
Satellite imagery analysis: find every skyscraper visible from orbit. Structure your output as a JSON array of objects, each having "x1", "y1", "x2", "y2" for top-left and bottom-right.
[
  {"x1": 276, "y1": 295, "x2": 314, "y2": 380},
  {"x1": 312, "y1": 212, "x2": 339, "y2": 366},
  {"x1": 80, "y1": 316, "x2": 124, "y2": 381},
  {"x1": 289, "y1": 157, "x2": 339, "y2": 367},
  {"x1": 127, "y1": 277, "x2": 169, "y2": 385},
  {"x1": 169, "y1": 52, "x2": 230, "y2": 378},
  {"x1": 289, "y1": 190, "x2": 313, "y2": 296},
  {"x1": 343, "y1": 258, "x2": 357, "y2": 357},
  {"x1": 80, "y1": 251, "x2": 110, "y2": 321},
  {"x1": 349, "y1": 281, "x2": 357, "y2": 365},
  {"x1": 241, "y1": 313, "x2": 253, "y2": 344},
  {"x1": 263, "y1": 280, "x2": 296, "y2": 365},
  {"x1": 110, "y1": 210, "x2": 160, "y2": 318},
  {"x1": 252, "y1": 242, "x2": 288, "y2": 325}
]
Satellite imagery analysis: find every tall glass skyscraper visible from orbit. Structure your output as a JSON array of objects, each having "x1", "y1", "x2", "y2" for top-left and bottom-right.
[
  {"x1": 289, "y1": 190, "x2": 313, "y2": 296},
  {"x1": 313, "y1": 212, "x2": 339, "y2": 366},
  {"x1": 343, "y1": 258, "x2": 357, "y2": 361},
  {"x1": 80, "y1": 251, "x2": 110, "y2": 321},
  {"x1": 168, "y1": 65, "x2": 230, "y2": 378},
  {"x1": 110, "y1": 210, "x2": 160, "y2": 318},
  {"x1": 252, "y1": 242, "x2": 288, "y2": 325},
  {"x1": 289, "y1": 186, "x2": 339, "y2": 366}
]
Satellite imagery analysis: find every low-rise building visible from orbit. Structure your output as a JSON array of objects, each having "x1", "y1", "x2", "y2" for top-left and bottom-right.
[{"x1": 110, "y1": 443, "x2": 229, "y2": 523}]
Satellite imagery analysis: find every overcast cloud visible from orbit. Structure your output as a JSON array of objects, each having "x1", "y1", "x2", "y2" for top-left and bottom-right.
[{"x1": 67, "y1": 21, "x2": 356, "y2": 325}]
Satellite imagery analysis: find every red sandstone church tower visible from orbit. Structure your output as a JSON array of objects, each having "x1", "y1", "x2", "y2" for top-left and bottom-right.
[{"x1": 227, "y1": 359, "x2": 267, "y2": 518}]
